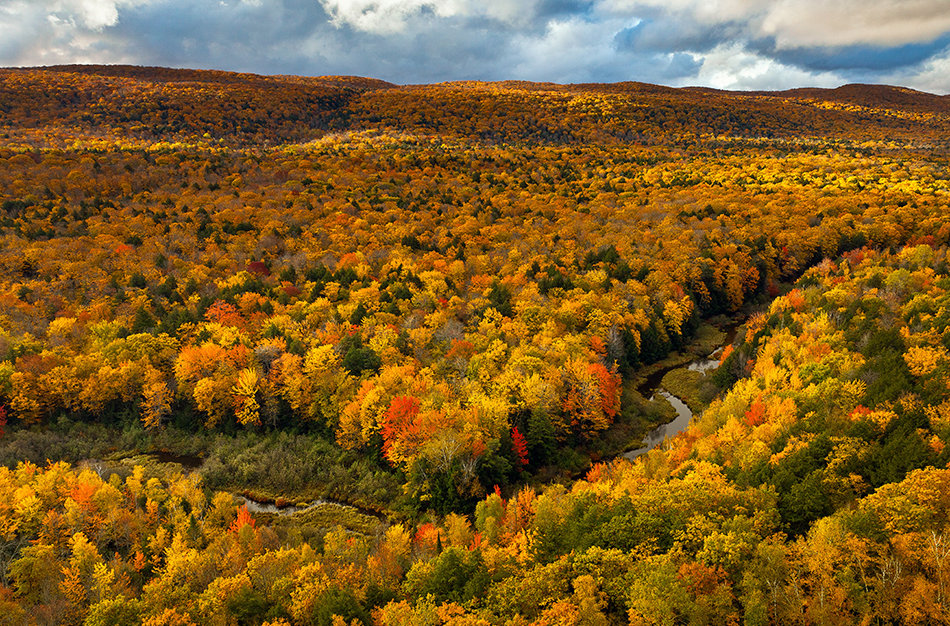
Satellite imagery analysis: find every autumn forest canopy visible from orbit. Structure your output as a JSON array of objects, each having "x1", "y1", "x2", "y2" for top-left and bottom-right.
[{"x1": 1, "y1": 65, "x2": 950, "y2": 624}]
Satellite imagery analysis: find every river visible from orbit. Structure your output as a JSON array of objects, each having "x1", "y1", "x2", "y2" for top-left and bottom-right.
[
  {"x1": 239, "y1": 493, "x2": 385, "y2": 520},
  {"x1": 622, "y1": 323, "x2": 739, "y2": 461},
  {"x1": 622, "y1": 390, "x2": 693, "y2": 461},
  {"x1": 84, "y1": 322, "x2": 739, "y2": 502},
  {"x1": 80, "y1": 453, "x2": 384, "y2": 520}
]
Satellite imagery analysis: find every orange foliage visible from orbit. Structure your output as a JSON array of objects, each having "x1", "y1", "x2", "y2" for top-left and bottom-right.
[
  {"x1": 204, "y1": 300, "x2": 244, "y2": 328},
  {"x1": 228, "y1": 505, "x2": 256, "y2": 534},
  {"x1": 744, "y1": 399, "x2": 766, "y2": 427}
]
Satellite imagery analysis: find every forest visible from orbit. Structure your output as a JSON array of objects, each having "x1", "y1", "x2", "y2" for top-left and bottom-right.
[{"x1": 0, "y1": 65, "x2": 949, "y2": 624}]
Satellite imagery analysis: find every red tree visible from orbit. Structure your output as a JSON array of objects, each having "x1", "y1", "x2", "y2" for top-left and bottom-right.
[{"x1": 511, "y1": 426, "x2": 529, "y2": 469}]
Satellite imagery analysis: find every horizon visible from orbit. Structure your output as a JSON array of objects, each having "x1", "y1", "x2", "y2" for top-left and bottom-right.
[{"x1": 6, "y1": 62, "x2": 947, "y2": 98}]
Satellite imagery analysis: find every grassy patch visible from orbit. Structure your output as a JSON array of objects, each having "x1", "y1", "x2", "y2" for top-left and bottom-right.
[
  {"x1": 0, "y1": 419, "x2": 213, "y2": 469},
  {"x1": 660, "y1": 368, "x2": 719, "y2": 415},
  {"x1": 0, "y1": 421, "x2": 401, "y2": 517},
  {"x1": 686, "y1": 323, "x2": 728, "y2": 358},
  {"x1": 268, "y1": 502, "x2": 385, "y2": 544},
  {"x1": 628, "y1": 323, "x2": 727, "y2": 392},
  {"x1": 200, "y1": 431, "x2": 401, "y2": 512},
  {"x1": 600, "y1": 382, "x2": 677, "y2": 456}
]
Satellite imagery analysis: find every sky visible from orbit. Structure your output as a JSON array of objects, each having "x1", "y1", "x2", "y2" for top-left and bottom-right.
[{"x1": 2, "y1": 0, "x2": 950, "y2": 93}]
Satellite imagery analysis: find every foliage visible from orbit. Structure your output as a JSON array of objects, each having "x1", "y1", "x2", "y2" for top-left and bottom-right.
[{"x1": 1, "y1": 65, "x2": 950, "y2": 623}]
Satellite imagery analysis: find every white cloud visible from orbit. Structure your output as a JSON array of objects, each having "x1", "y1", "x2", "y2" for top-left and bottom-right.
[
  {"x1": 762, "y1": 0, "x2": 950, "y2": 48},
  {"x1": 320, "y1": 0, "x2": 428, "y2": 33},
  {"x1": 887, "y1": 48, "x2": 950, "y2": 94},
  {"x1": 600, "y1": 0, "x2": 950, "y2": 48},
  {"x1": 68, "y1": 0, "x2": 120, "y2": 29},
  {"x1": 0, "y1": 0, "x2": 156, "y2": 65},
  {"x1": 46, "y1": 0, "x2": 152, "y2": 30},
  {"x1": 601, "y1": 0, "x2": 764, "y2": 24},
  {"x1": 682, "y1": 43, "x2": 845, "y2": 90},
  {"x1": 318, "y1": 0, "x2": 539, "y2": 33},
  {"x1": 508, "y1": 16, "x2": 627, "y2": 82},
  {"x1": 505, "y1": 15, "x2": 702, "y2": 84}
]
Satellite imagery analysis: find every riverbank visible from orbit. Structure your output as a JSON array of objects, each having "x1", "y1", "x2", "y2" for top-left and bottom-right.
[
  {"x1": 5, "y1": 315, "x2": 745, "y2": 526},
  {"x1": 77, "y1": 451, "x2": 388, "y2": 539},
  {"x1": 54, "y1": 427, "x2": 403, "y2": 516},
  {"x1": 616, "y1": 316, "x2": 744, "y2": 461}
]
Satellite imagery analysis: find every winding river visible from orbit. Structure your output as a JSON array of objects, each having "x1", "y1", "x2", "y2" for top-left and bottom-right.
[
  {"x1": 622, "y1": 324, "x2": 739, "y2": 461},
  {"x1": 623, "y1": 390, "x2": 693, "y2": 461},
  {"x1": 85, "y1": 323, "x2": 741, "y2": 507},
  {"x1": 81, "y1": 454, "x2": 383, "y2": 520}
]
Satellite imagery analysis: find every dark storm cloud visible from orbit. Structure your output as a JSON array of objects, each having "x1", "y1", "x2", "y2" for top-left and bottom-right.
[
  {"x1": 535, "y1": 0, "x2": 597, "y2": 19},
  {"x1": 762, "y1": 35, "x2": 950, "y2": 72},
  {"x1": 614, "y1": 18, "x2": 742, "y2": 54},
  {"x1": 1, "y1": 0, "x2": 949, "y2": 92},
  {"x1": 114, "y1": 0, "x2": 336, "y2": 75}
]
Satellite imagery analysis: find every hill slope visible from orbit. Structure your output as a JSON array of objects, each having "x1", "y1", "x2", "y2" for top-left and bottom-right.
[
  {"x1": 0, "y1": 65, "x2": 949, "y2": 625},
  {"x1": 2, "y1": 65, "x2": 949, "y2": 146}
]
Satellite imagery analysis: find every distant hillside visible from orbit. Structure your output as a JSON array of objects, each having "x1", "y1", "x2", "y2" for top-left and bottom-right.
[
  {"x1": 0, "y1": 65, "x2": 390, "y2": 143},
  {"x1": 37, "y1": 64, "x2": 396, "y2": 91},
  {"x1": 2, "y1": 65, "x2": 948, "y2": 147},
  {"x1": 775, "y1": 83, "x2": 949, "y2": 113}
]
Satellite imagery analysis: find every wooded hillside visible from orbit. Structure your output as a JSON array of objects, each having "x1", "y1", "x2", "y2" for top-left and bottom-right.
[{"x1": 0, "y1": 65, "x2": 949, "y2": 624}]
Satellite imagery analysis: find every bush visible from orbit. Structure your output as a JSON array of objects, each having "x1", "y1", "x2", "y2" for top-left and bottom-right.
[
  {"x1": 310, "y1": 587, "x2": 369, "y2": 626},
  {"x1": 404, "y1": 547, "x2": 491, "y2": 604}
]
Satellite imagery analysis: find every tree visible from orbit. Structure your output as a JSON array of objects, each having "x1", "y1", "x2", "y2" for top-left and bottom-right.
[{"x1": 510, "y1": 426, "x2": 529, "y2": 469}]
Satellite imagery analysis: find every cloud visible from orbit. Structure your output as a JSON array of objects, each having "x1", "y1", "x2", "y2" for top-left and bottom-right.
[
  {"x1": 884, "y1": 47, "x2": 950, "y2": 94},
  {"x1": 604, "y1": 0, "x2": 950, "y2": 49},
  {"x1": 604, "y1": 0, "x2": 950, "y2": 90},
  {"x1": 762, "y1": 35, "x2": 950, "y2": 72},
  {"x1": 317, "y1": 0, "x2": 562, "y2": 34},
  {"x1": 315, "y1": 0, "x2": 595, "y2": 36},
  {"x1": 614, "y1": 18, "x2": 741, "y2": 55},
  {"x1": 759, "y1": 0, "x2": 950, "y2": 49},
  {"x1": 0, "y1": 0, "x2": 948, "y2": 92},
  {"x1": 508, "y1": 15, "x2": 701, "y2": 84},
  {"x1": 0, "y1": 0, "x2": 164, "y2": 65},
  {"x1": 0, "y1": 0, "x2": 154, "y2": 65},
  {"x1": 681, "y1": 43, "x2": 846, "y2": 91}
]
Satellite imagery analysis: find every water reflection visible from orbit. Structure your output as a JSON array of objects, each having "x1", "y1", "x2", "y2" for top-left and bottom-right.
[
  {"x1": 687, "y1": 346, "x2": 725, "y2": 375},
  {"x1": 241, "y1": 497, "x2": 324, "y2": 516},
  {"x1": 623, "y1": 322, "x2": 740, "y2": 461},
  {"x1": 624, "y1": 391, "x2": 692, "y2": 461}
]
